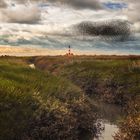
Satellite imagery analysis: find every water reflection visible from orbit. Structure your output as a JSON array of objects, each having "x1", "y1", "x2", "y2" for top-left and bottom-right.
[
  {"x1": 94, "y1": 122, "x2": 118, "y2": 140},
  {"x1": 95, "y1": 101, "x2": 124, "y2": 140},
  {"x1": 96, "y1": 101, "x2": 124, "y2": 123},
  {"x1": 83, "y1": 101, "x2": 124, "y2": 140}
]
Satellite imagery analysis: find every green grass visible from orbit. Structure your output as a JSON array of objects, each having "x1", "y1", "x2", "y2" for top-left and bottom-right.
[
  {"x1": 0, "y1": 58, "x2": 99, "y2": 140},
  {"x1": 0, "y1": 56, "x2": 140, "y2": 140},
  {"x1": 62, "y1": 60, "x2": 140, "y2": 104},
  {"x1": 32, "y1": 56, "x2": 140, "y2": 105},
  {"x1": 31, "y1": 56, "x2": 140, "y2": 140}
]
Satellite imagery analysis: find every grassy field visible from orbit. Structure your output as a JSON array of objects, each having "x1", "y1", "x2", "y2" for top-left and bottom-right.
[
  {"x1": 31, "y1": 55, "x2": 140, "y2": 140},
  {"x1": 0, "y1": 57, "x2": 100, "y2": 140},
  {"x1": 32, "y1": 55, "x2": 140, "y2": 105},
  {"x1": 0, "y1": 55, "x2": 140, "y2": 140}
]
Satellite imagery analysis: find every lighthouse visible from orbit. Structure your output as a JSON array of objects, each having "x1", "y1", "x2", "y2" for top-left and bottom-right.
[
  {"x1": 68, "y1": 45, "x2": 71, "y2": 55},
  {"x1": 65, "y1": 45, "x2": 74, "y2": 56}
]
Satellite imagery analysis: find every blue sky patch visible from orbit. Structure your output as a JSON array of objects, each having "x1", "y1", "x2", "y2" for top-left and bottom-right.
[{"x1": 103, "y1": 2, "x2": 127, "y2": 10}]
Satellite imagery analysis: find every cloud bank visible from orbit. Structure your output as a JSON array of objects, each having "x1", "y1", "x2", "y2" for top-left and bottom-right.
[
  {"x1": 47, "y1": 0, "x2": 103, "y2": 10},
  {"x1": 13, "y1": 0, "x2": 103, "y2": 10},
  {"x1": 0, "y1": 0, "x2": 140, "y2": 33},
  {"x1": 0, "y1": 0, "x2": 104, "y2": 10},
  {"x1": 121, "y1": 0, "x2": 140, "y2": 32},
  {"x1": 0, "y1": 0, "x2": 7, "y2": 8},
  {"x1": 1, "y1": 5, "x2": 41, "y2": 24},
  {"x1": 0, "y1": 1, "x2": 41, "y2": 24},
  {"x1": 0, "y1": 0, "x2": 103, "y2": 24}
]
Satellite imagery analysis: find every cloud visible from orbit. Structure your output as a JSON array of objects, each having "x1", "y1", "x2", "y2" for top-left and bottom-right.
[
  {"x1": 0, "y1": 0, "x2": 104, "y2": 24},
  {"x1": 15, "y1": 0, "x2": 103, "y2": 10},
  {"x1": 123, "y1": 0, "x2": 140, "y2": 31},
  {"x1": 105, "y1": 0, "x2": 140, "y2": 31},
  {"x1": 120, "y1": 0, "x2": 140, "y2": 21},
  {"x1": 47, "y1": 0, "x2": 103, "y2": 10},
  {"x1": 0, "y1": 0, "x2": 7, "y2": 8},
  {"x1": 0, "y1": 4, "x2": 41, "y2": 24}
]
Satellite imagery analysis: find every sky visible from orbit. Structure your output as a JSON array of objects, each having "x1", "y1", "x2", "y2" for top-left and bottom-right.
[{"x1": 0, "y1": 0, "x2": 140, "y2": 55}]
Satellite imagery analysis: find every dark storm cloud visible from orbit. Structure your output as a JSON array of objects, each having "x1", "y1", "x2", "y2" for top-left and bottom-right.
[
  {"x1": 14, "y1": 0, "x2": 103, "y2": 10},
  {"x1": 47, "y1": 0, "x2": 103, "y2": 10},
  {"x1": 74, "y1": 20, "x2": 131, "y2": 40}
]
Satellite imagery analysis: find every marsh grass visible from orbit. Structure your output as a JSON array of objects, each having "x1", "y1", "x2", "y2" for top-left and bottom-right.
[
  {"x1": 32, "y1": 56, "x2": 140, "y2": 140},
  {"x1": 36, "y1": 57, "x2": 140, "y2": 105},
  {"x1": 0, "y1": 56, "x2": 140, "y2": 140},
  {"x1": 0, "y1": 58, "x2": 100, "y2": 140}
]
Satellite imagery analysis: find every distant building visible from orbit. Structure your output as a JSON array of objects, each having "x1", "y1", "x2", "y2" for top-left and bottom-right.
[{"x1": 65, "y1": 45, "x2": 74, "y2": 56}]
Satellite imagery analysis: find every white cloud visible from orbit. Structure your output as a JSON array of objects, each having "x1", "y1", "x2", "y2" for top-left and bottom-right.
[
  {"x1": 122, "y1": 0, "x2": 140, "y2": 31},
  {"x1": 0, "y1": 0, "x2": 7, "y2": 8},
  {"x1": 0, "y1": 4, "x2": 41, "y2": 24}
]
